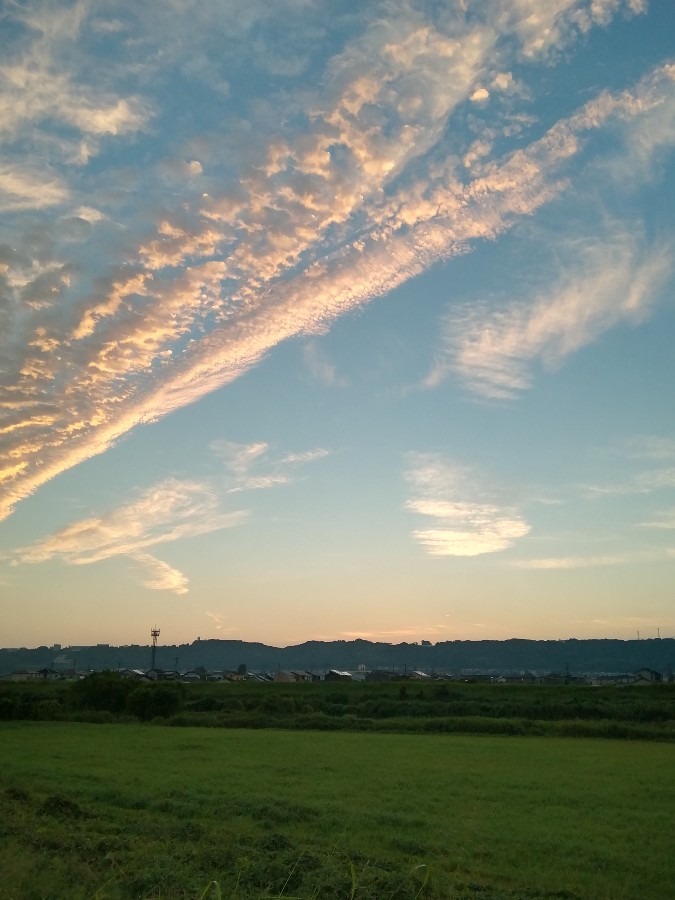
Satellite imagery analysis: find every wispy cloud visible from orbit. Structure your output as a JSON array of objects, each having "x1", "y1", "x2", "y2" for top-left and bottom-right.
[
  {"x1": 205, "y1": 610, "x2": 235, "y2": 633},
  {"x1": 133, "y1": 553, "x2": 190, "y2": 595},
  {"x1": 340, "y1": 627, "x2": 445, "y2": 640},
  {"x1": 620, "y1": 437, "x2": 675, "y2": 461},
  {"x1": 583, "y1": 468, "x2": 675, "y2": 498},
  {"x1": 282, "y1": 449, "x2": 331, "y2": 465},
  {"x1": 426, "y1": 228, "x2": 673, "y2": 399},
  {"x1": 405, "y1": 453, "x2": 529, "y2": 557},
  {"x1": 211, "y1": 439, "x2": 329, "y2": 491},
  {"x1": 12, "y1": 477, "x2": 246, "y2": 594},
  {"x1": 501, "y1": 0, "x2": 647, "y2": 61},
  {"x1": 302, "y1": 342, "x2": 347, "y2": 388},
  {"x1": 638, "y1": 509, "x2": 675, "y2": 530},
  {"x1": 512, "y1": 548, "x2": 675, "y2": 570},
  {"x1": 10, "y1": 438, "x2": 328, "y2": 591}
]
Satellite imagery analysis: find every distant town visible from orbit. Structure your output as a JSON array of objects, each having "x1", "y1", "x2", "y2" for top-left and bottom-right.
[{"x1": 2, "y1": 633, "x2": 673, "y2": 686}]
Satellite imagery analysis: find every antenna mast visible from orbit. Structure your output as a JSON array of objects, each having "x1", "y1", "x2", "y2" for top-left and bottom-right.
[{"x1": 150, "y1": 626, "x2": 160, "y2": 671}]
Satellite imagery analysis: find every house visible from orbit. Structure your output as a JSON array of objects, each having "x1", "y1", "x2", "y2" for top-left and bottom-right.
[
  {"x1": 8, "y1": 669, "x2": 40, "y2": 682},
  {"x1": 324, "y1": 669, "x2": 352, "y2": 682},
  {"x1": 632, "y1": 668, "x2": 663, "y2": 685},
  {"x1": 37, "y1": 668, "x2": 60, "y2": 681},
  {"x1": 291, "y1": 670, "x2": 316, "y2": 682},
  {"x1": 119, "y1": 669, "x2": 151, "y2": 681}
]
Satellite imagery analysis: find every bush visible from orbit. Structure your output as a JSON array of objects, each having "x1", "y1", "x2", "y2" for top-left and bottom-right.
[
  {"x1": 126, "y1": 683, "x2": 183, "y2": 721},
  {"x1": 71, "y1": 672, "x2": 135, "y2": 713}
]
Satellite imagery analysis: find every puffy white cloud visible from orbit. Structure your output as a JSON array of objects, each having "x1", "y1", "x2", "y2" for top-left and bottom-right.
[
  {"x1": 405, "y1": 453, "x2": 530, "y2": 557},
  {"x1": 470, "y1": 87, "x2": 490, "y2": 102}
]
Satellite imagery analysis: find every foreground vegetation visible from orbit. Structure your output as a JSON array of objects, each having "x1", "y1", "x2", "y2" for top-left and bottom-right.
[
  {"x1": 2, "y1": 676, "x2": 675, "y2": 741},
  {"x1": 2, "y1": 722, "x2": 674, "y2": 899}
]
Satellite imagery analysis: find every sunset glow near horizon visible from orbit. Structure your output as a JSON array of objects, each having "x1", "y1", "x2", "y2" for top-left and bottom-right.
[{"x1": 1, "y1": 0, "x2": 675, "y2": 649}]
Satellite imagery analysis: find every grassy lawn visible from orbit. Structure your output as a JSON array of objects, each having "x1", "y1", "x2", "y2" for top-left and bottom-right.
[{"x1": 1, "y1": 723, "x2": 673, "y2": 898}]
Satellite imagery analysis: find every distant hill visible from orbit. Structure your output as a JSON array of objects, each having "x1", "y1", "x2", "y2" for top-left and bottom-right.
[{"x1": 1, "y1": 637, "x2": 673, "y2": 676}]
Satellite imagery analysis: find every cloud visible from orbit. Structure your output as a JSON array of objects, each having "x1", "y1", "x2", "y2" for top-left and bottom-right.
[
  {"x1": 133, "y1": 553, "x2": 189, "y2": 595},
  {"x1": 427, "y1": 228, "x2": 673, "y2": 399},
  {"x1": 577, "y1": 436, "x2": 675, "y2": 499},
  {"x1": 639, "y1": 509, "x2": 675, "y2": 530},
  {"x1": 0, "y1": 165, "x2": 69, "y2": 212},
  {"x1": 1, "y1": 8, "x2": 673, "y2": 521},
  {"x1": 205, "y1": 610, "x2": 235, "y2": 632},
  {"x1": 470, "y1": 87, "x2": 490, "y2": 103},
  {"x1": 620, "y1": 437, "x2": 675, "y2": 461},
  {"x1": 500, "y1": 0, "x2": 646, "y2": 60},
  {"x1": 512, "y1": 548, "x2": 675, "y2": 570},
  {"x1": 0, "y1": 5, "x2": 150, "y2": 153},
  {"x1": 340, "y1": 627, "x2": 444, "y2": 640},
  {"x1": 12, "y1": 476, "x2": 247, "y2": 593},
  {"x1": 211, "y1": 438, "x2": 329, "y2": 491},
  {"x1": 9, "y1": 435, "x2": 327, "y2": 590},
  {"x1": 282, "y1": 449, "x2": 331, "y2": 465},
  {"x1": 405, "y1": 453, "x2": 530, "y2": 557},
  {"x1": 302, "y1": 341, "x2": 347, "y2": 387},
  {"x1": 211, "y1": 440, "x2": 270, "y2": 477},
  {"x1": 583, "y1": 468, "x2": 675, "y2": 498}
]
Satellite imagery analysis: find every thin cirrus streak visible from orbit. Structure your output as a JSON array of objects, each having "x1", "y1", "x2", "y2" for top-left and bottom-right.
[
  {"x1": 639, "y1": 510, "x2": 675, "y2": 530},
  {"x1": 0, "y1": 3, "x2": 666, "y2": 524},
  {"x1": 511, "y1": 548, "x2": 675, "y2": 570}
]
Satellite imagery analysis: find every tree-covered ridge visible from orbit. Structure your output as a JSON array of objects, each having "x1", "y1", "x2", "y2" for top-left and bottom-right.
[{"x1": 2, "y1": 637, "x2": 674, "y2": 676}]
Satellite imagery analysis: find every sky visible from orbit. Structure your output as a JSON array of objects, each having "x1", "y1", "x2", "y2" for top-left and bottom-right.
[{"x1": 1, "y1": 0, "x2": 675, "y2": 650}]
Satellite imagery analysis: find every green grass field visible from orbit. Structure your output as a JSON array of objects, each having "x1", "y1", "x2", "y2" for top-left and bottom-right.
[{"x1": 1, "y1": 723, "x2": 673, "y2": 899}]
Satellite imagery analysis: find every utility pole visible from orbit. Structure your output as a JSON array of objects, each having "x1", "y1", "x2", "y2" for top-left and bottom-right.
[{"x1": 150, "y1": 626, "x2": 160, "y2": 670}]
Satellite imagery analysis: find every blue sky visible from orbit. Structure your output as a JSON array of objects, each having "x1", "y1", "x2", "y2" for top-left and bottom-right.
[{"x1": 1, "y1": 0, "x2": 674, "y2": 648}]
